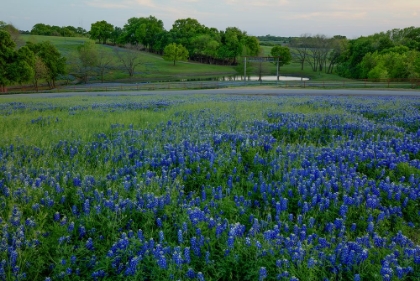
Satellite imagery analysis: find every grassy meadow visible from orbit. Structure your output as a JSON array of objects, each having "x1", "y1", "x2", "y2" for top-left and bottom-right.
[
  {"x1": 19, "y1": 35, "x2": 346, "y2": 86},
  {"x1": 1, "y1": 93, "x2": 420, "y2": 280}
]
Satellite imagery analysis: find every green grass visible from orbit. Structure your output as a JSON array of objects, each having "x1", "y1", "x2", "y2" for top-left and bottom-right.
[
  {"x1": 21, "y1": 35, "x2": 237, "y2": 83},
  {"x1": 20, "y1": 35, "x2": 349, "y2": 85}
]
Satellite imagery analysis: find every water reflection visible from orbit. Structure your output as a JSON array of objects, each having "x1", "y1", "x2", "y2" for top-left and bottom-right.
[{"x1": 179, "y1": 75, "x2": 309, "y2": 82}]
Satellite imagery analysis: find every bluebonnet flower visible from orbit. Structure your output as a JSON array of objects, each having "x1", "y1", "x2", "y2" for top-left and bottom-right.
[
  {"x1": 53, "y1": 212, "x2": 60, "y2": 222},
  {"x1": 157, "y1": 254, "x2": 167, "y2": 269},
  {"x1": 227, "y1": 236, "x2": 234, "y2": 249},
  {"x1": 173, "y1": 251, "x2": 182, "y2": 268},
  {"x1": 156, "y1": 217, "x2": 162, "y2": 228},
  {"x1": 159, "y1": 230, "x2": 164, "y2": 243},
  {"x1": 184, "y1": 247, "x2": 191, "y2": 264},
  {"x1": 79, "y1": 225, "x2": 86, "y2": 238},
  {"x1": 259, "y1": 267, "x2": 267, "y2": 280},
  {"x1": 191, "y1": 237, "x2": 200, "y2": 256},
  {"x1": 83, "y1": 199, "x2": 90, "y2": 215},
  {"x1": 307, "y1": 257, "x2": 315, "y2": 268},
  {"x1": 125, "y1": 256, "x2": 139, "y2": 276},
  {"x1": 178, "y1": 229, "x2": 183, "y2": 244},
  {"x1": 197, "y1": 272, "x2": 205, "y2": 281},
  {"x1": 186, "y1": 268, "x2": 195, "y2": 278},
  {"x1": 86, "y1": 237, "x2": 94, "y2": 250},
  {"x1": 205, "y1": 251, "x2": 210, "y2": 264}
]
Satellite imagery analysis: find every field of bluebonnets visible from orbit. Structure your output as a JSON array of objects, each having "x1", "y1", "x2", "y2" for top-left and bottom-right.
[{"x1": 1, "y1": 92, "x2": 420, "y2": 281}]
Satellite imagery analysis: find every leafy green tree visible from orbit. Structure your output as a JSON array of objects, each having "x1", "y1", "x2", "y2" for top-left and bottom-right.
[
  {"x1": 368, "y1": 64, "x2": 388, "y2": 80},
  {"x1": 0, "y1": 30, "x2": 34, "y2": 92},
  {"x1": 153, "y1": 31, "x2": 171, "y2": 55},
  {"x1": 90, "y1": 20, "x2": 114, "y2": 44},
  {"x1": 27, "y1": 41, "x2": 66, "y2": 88},
  {"x1": 270, "y1": 45, "x2": 292, "y2": 80},
  {"x1": 163, "y1": 43, "x2": 189, "y2": 65},
  {"x1": 169, "y1": 18, "x2": 206, "y2": 55},
  {"x1": 110, "y1": 26, "x2": 123, "y2": 45},
  {"x1": 135, "y1": 16, "x2": 165, "y2": 52},
  {"x1": 0, "y1": 22, "x2": 21, "y2": 45},
  {"x1": 220, "y1": 27, "x2": 246, "y2": 64},
  {"x1": 242, "y1": 36, "x2": 260, "y2": 57},
  {"x1": 31, "y1": 23, "x2": 52, "y2": 35},
  {"x1": 191, "y1": 34, "x2": 220, "y2": 63},
  {"x1": 360, "y1": 50, "x2": 420, "y2": 79},
  {"x1": 120, "y1": 17, "x2": 143, "y2": 45},
  {"x1": 402, "y1": 27, "x2": 420, "y2": 51}
]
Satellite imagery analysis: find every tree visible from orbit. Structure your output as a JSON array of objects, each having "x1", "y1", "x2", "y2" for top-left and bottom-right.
[
  {"x1": 119, "y1": 17, "x2": 142, "y2": 45},
  {"x1": 94, "y1": 46, "x2": 114, "y2": 83},
  {"x1": 220, "y1": 27, "x2": 247, "y2": 64},
  {"x1": 289, "y1": 34, "x2": 311, "y2": 70},
  {"x1": 327, "y1": 36, "x2": 348, "y2": 74},
  {"x1": 27, "y1": 41, "x2": 66, "y2": 88},
  {"x1": 270, "y1": 46, "x2": 292, "y2": 80},
  {"x1": 163, "y1": 43, "x2": 189, "y2": 66},
  {"x1": 33, "y1": 56, "x2": 48, "y2": 92},
  {"x1": 90, "y1": 20, "x2": 114, "y2": 44},
  {"x1": 31, "y1": 23, "x2": 52, "y2": 35},
  {"x1": 169, "y1": 18, "x2": 206, "y2": 55},
  {"x1": 115, "y1": 44, "x2": 144, "y2": 78},
  {"x1": 0, "y1": 21, "x2": 22, "y2": 46},
  {"x1": 110, "y1": 26, "x2": 123, "y2": 45},
  {"x1": 191, "y1": 34, "x2": 219, "y2": 63},
  {"x1": 135, "y1": 16, "x2": 165, "y2": 52},
  {"x1": 75, "y1": 41, "x2": 99, "y2": 83},
  {"x1": 0, "y1": 30, "x2": 34, "y2": 92}
]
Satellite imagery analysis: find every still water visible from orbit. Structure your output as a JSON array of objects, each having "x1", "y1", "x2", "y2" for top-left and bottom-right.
[{"x1": 179, "y1": 75, "x2": 309, "y2": 82}]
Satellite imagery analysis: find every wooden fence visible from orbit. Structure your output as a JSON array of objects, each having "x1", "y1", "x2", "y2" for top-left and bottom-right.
[{"x1": 3, "y1": 78, "x2": 420, "y2": 94}]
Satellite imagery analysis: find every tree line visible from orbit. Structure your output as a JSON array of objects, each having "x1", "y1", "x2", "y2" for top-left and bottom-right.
[
  {"x1": 88, "y1": 17, "x2": 261, "y2": 66},
  {"x1": 335, "y1": 27, "x2": 420, "y2": 80},
  {"x1": 0, "y1": 29, "x2": 66, "y2": 92},
  {"x1": 30, "y1": 23, "x2": 87, "y2": 37},
  {"x1": 282, "y1": 27, "x2": 420, "y2": 80}
]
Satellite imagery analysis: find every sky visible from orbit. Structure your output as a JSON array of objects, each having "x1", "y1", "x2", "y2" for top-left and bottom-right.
[{"x1": 1, "y1": 0, "x2": 419, "y2": 38}]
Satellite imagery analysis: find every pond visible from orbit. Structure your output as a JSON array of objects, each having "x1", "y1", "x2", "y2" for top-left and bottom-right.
[
  {"x1": 220, "y1": 75, "x2": 310, "y2": 81},
  {"x1": 179, "y1": 75, "x2": 309, "y2": 82}
]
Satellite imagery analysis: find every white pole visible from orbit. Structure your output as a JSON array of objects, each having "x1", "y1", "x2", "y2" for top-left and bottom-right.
[{"x1": 244, "y1": 57, "x2": 247, "y2": 84}]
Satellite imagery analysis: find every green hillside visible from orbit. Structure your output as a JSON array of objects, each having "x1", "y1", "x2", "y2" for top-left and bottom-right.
[
  {"x1": 19, "y1": 35, "x2": 346, "y2": 83},
  {"x1": 21, "y1": 35, "x2": 238, "y2": 83}
]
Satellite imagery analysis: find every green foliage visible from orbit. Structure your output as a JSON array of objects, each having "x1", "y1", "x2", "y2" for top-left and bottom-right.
[
  {"x1": 0, "y1": 30, "x2": 34, "y2": 89},
  {"x1": 163, "y1": 43, "x2": 189, "y2": 65},
  {"x1": 359, "y1": 50, "x2": 420, "y2": 79},
  {"x1": 337, "y1": 27, "x2": 420, "y2": 79},
  {"x1": 134, "y1": 16, "x2": 165, "y2": 52},
  {"x1": 31, "y1": 23, "x2": 86, "y2": 37},
  {"x1": 66, "y1": 40, "x2": 100, "y2": 83},
  {"x1": 270, "y1": 46, "x2": 292, "y2": 78},
  {"x1": 27, "y1": 40, "x2": 66, "y2": 87},
  {"x1": 90, "y1": 20, "x2": 114, "y2": 44}
]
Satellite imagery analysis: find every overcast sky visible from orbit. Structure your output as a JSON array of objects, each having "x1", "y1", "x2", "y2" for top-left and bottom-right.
[{"x1": 2, "y1": 0, "x2": 419, "y2": 38}]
